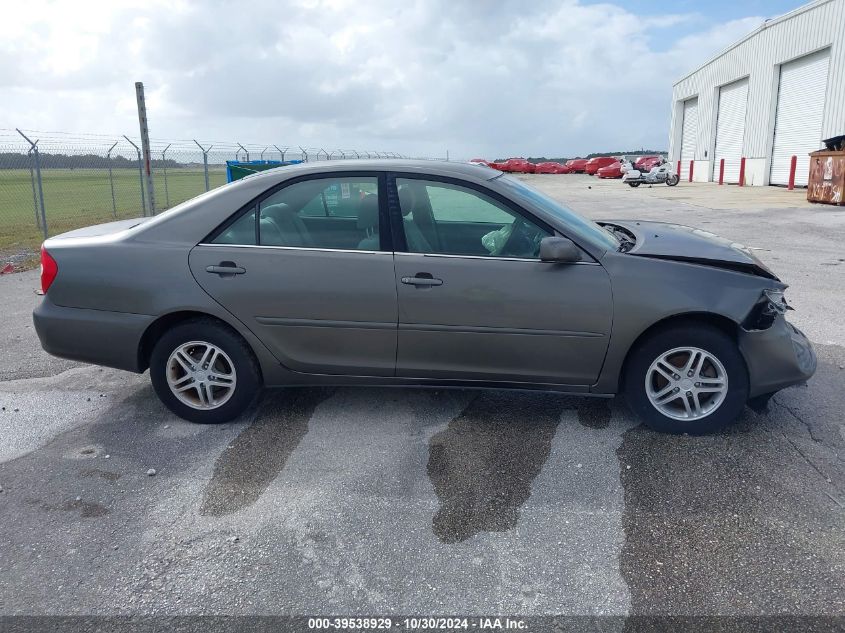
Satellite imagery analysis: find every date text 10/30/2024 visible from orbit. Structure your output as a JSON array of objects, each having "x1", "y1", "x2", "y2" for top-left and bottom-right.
[{"x1": 307, "y1": 617, "x2": 528, "y2": 630}]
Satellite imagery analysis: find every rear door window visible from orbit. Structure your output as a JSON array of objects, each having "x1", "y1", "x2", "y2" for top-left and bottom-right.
[{"x1": 259, "y1": 176, "x2": 382, "y2": 250}]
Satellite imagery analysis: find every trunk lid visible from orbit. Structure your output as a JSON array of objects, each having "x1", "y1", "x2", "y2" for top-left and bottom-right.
[{"x1": 47, "y1": 218, "x2": 150, "y2": 240}]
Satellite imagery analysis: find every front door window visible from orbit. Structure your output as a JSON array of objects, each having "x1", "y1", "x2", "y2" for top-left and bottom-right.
[{"x1": 395, "y1": 178, "x2": 550, "y2": 258}]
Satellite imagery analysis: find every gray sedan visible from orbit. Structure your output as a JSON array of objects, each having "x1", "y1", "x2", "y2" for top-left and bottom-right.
[{"x1": 33, "y1": 160, "x2": 816, "y2": 434}]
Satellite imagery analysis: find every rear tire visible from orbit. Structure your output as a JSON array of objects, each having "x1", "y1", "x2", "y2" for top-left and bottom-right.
[
  {"x1": 623, "y1": 324, "x2": 748, "y2": 435},
  {"x1": 150, "y1": 319, "x2": 261, "y2": 424},
  {"x1": 628, "y1": 182, "x2": 641, "y2": 187}
]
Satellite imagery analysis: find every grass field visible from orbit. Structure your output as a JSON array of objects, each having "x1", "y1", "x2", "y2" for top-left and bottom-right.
[{"x1": 0, "y1": 167, "x2": 228, "y2": 263}]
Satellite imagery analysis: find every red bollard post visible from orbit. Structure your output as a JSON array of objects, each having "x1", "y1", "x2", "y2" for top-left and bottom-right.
[
  {"x1": 676, "y1": 160, "x2": 681, "y2": 176},
  {"x1": 688, "y1": 160, "x2": 694, "y2": 182},
  {"x1": 738, "y1": 157, "x2": 746, "y2": 187},
  {"x1": 787, "y1": 155, "x2": 797, "y2": 190},
  {"x1": 718, "y1": 159, "x2": 725, "y2": 185}
]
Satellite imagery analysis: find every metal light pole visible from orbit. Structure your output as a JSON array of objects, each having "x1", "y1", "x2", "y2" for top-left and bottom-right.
[
  {"x1": 161, "y1": 143, "x2": 171, "y2": 208},
  {"x1": 106, "y1": 140, "x2": 119, "y2": 218},
  {"x1": 16, "y1": 129, "x2": 47, "y2": 238},
  {"x1": 134, "y1": 82, "x2": 156, "y2": 215},
  {"x1": 123, "y1": 136, "x2": 146, "y2": 216}
]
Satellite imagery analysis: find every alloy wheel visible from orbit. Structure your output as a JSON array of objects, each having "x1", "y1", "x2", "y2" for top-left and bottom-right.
[
  {"x1": 645, "y1": 346, "x2": 728, "y2": 421},
  {"x1": 166, "y1": 341, "x2": 237, "y2": 410}
]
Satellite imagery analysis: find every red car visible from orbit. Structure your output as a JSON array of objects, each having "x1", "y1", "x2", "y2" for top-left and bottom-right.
[
  {"x1": 634, "y1": 155, "x2": 662, "y2": 171},
  {"x1": 564, "y1": 158, "x2": 588, "y2": 173},
  {"x1": 585, "y1": 157, "x2": 618, "y2": 175},
  {"x1": 534, "y1": 161, "x2": 569, "y2": 174},
  {"x1": 596, "y1": 162, "x2": 624, "y2": 179},
  {"x1": 500, "y1": 158, "x2": 535, "y2": 173}
]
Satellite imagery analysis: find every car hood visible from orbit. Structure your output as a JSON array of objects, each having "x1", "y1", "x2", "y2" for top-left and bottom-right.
[{"x1": 599, "y1": 220, "x2": 779, "y2": 280}]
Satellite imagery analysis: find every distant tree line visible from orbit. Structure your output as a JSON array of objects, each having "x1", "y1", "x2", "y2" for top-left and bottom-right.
[
  {"x1": 0, "y1": 152, "x2": 184, "y2": 170},
  {"x1": 494, "y1": 150, "x2": 667, "y2": 163}
]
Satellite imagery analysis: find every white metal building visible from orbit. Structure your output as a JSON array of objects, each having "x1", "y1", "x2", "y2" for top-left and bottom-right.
[{"x1": 668, "y1": 0, "x2": 845, "y2": 187}]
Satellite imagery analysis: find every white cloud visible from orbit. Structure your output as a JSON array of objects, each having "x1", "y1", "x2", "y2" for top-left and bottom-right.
[{"x1": 0, "y1": 0, "x2": 765, "y2": 158}]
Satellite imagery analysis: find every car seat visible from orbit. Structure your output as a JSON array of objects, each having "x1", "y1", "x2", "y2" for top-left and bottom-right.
[
  {"x1": 259, "y1": 203, "x2": 313, "y2": 247},
  {"x1": 356, "y1": 195, "x2": 380, "y2": 250}
]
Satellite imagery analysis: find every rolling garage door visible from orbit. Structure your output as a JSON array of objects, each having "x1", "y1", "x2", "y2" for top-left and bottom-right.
[
  {"x1": 680, "y1": 98, "x2": 698, "y2": 164},
  {"x1": 770, "y1": 49, "x2": 830, "y2": 186},
  {"x1": 713, "y1": 78, "x2": 748, "y2": 184}
]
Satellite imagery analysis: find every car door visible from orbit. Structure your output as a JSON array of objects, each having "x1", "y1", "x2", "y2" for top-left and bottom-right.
[
  {"x1": 189, "y1": 173, "x2": 397, "y2": 376},
  {"x1": 391, "y1": 175, "x2": 612, "y2": 385}
]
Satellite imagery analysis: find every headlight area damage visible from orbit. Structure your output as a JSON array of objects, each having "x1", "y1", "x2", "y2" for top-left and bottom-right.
[
  {"x1": 742, "y1": 288, "x2": 793, "y2": 331},
  {"x1": 739, "y1": 288, "x2": 817, "y2": 411}
]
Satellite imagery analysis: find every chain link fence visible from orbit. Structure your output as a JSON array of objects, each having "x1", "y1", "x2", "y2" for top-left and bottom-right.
[{"x1": 0, "y1": 128, "x2": 407, "y2": 267}]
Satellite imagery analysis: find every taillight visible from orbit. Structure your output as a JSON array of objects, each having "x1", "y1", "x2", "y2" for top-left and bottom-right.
[{"x1": 40, "y1": 245, "x2": 58, "y2": 294}]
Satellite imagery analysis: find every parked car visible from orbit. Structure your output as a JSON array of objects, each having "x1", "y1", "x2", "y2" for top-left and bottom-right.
[
  {"x1": 596, "y1": 162, "x2": 625, "y2": 179},
  {"x1": 564, "y1": 158, "x2": 589, "y2": 173},
  {"x1": 634, "y1": 155, "x2": 662, "y2": 171},
  {"x1": 502, "y1": 158, "x2": 536, "y2": 173},
  {"x1": 585, "y1": 157, "x2": 618, "y2": 175},
  {"x1": 488, "y1": 161, "x2": 509, "y2": 171},
  {"x1": 33, "y1": 160, "x2": 816, "y2": 435},
  {"x1": 534, "y1": 162, "x2": 569, "y2": 174}
]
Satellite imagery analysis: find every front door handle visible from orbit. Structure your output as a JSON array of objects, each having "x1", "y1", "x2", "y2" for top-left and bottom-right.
[
  {"x1": 206, "y1": 262, "x2": 246, "y2": 275},
  {"x1": 401, "y1": 275, "x2": 443, "y2": 287}
]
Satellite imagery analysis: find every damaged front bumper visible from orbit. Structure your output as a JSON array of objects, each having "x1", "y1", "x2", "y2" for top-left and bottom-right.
[{"x1": 739, "y1": 315, "x2": 817, "y2": 398}]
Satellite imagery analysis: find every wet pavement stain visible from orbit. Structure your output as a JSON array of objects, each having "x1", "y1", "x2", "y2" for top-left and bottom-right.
[
  {"x1": 427, "y1": 392, "x2": 569, "y2": 543},
  {"x1": 200, "y1": 388, "x2": 334, "y2": 517},
  {"x1": 576, "y1": 399, "x2": 611, "y2": 429}
]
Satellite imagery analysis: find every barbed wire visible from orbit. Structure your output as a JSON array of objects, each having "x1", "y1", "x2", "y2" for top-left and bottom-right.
[{"x1": 0, "y1": 128, "x2": 408, "y2": 161}]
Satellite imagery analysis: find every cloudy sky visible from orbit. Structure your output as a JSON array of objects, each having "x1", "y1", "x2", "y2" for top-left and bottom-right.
[{"x1": 1, "y1": 0, "x2": 805, "y2": 159}]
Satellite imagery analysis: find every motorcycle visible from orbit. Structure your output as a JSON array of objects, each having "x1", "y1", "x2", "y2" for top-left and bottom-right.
[{"x1": 622, "y1": 158, "x2": 680, "y2": 187}]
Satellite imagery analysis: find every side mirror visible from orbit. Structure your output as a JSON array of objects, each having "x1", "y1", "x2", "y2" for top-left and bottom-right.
[{"x1": 539, "y1": 236, "x2": 582, "y2": 263}]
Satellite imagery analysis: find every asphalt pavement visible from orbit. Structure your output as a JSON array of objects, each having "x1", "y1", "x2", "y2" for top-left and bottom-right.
[{"x1": 0, "y1": 175, "x2": 843, "y2": 622}]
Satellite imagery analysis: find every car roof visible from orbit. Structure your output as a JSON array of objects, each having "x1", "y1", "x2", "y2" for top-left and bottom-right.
[{"x1": 242, "y1": 158, "x2": 501, "y2": 184}]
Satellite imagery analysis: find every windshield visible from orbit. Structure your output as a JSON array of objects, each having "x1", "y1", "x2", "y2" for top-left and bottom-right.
[{"x1": 494, "y1": 175, "x2": 619, "y2": 250}]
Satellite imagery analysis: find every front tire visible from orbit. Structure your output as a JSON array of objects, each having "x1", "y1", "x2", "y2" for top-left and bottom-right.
[
  {"x1": 623, "y1": 324, "x2": 748, "y2": 435},
  {"x1": 150, "y1": 319, "x2": 261, "y2": 424},
  {"x1": 628, "y1": 181, "x2": 641, "y2": 187},
  {"x1": 667, "y1": 174, "x2": 680, "y2": 186}
]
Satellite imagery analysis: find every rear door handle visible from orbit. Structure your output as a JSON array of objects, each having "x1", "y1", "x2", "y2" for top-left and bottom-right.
[
  {"x1": 401, "y1": 275, "x2": 443, "y2": 287},
  {"x1": 206, "y1": 263, "x2": 246, "y2": 275}
]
